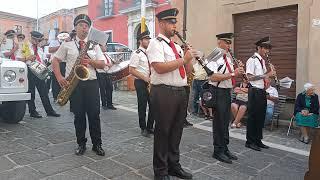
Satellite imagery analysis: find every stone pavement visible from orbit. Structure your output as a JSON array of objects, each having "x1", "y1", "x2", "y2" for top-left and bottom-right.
[{"x1": 0, "y1": 90, "x2": 309, "y2": 180}]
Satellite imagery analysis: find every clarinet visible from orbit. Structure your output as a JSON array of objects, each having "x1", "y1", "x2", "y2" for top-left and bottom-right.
[
  {"x1": 228, "y1": 48, "x2": 248, "y2": 81},
  {"x1": 174, "y1": 31, "x2": 213, "y2": 76},
  {"x1": 266, "y1": 53, "x2": 280, "y2": 90}
]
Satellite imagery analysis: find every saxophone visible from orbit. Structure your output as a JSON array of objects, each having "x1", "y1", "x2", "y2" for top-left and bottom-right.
[{"x1": 56, "y1": 41, "x2": 91, "y2": 106}]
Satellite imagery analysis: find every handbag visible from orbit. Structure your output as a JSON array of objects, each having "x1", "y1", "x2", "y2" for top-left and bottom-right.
[
  {"x1": 236, "y1": 93, "x2": 248, "y2": 102},
  {"x1": 200, "y1": 81, "x2": 217, "y2": 108}
]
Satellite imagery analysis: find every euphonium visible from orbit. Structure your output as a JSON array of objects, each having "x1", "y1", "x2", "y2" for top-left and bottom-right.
[{"x1": 56, "y1": 41, "x2": 90, "y2": 106}]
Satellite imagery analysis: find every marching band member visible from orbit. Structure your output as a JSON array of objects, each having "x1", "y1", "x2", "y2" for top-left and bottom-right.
[
  {"x1": 147, "y1": 8, "x2": 197, "y2": 180},
  {"x1": 208, "y1": 33, "x2": 243, "y2": 164},
  {"x1": 16, "y1": 31, "x2": 60, "y2": 118},
  {"x1": 16, "y1": 33, "x2": 25, "y2": 43},
  {"x1": 0, "y1": 30, "x2": 18, "y2": 59},
  {"x1": 52, "y1": 14, "x2": 106, "y2": 156},
  {"x1": 48, "y1": 31, "x2": 69, "y2": 102},
  {"x1": 129, "y1": 30, "x2": 154, "y2": 138},
  {"x1": 245, "y1": 37, "x2": 274, "y2": 151},
  {"x1": 96, "y1": 44, "x2": 113, "y2": 110}
]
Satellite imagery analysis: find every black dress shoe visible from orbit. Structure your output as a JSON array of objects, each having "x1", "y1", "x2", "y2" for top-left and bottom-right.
[
  {"x1": 212, "y1": 152, "x2": 232, "y2": 164},
  {"x1": 256, "y1": 142, "x2": 270, "y2": 149},
  {"x1": 30, "y1": 111, "x2": 42, "y2": 118},
  {"x1": 47, "y1": 111, "x2": 61, "y2": 117},
  {"x1": 75, "y1": 145, "x2": 86, "y2": 155},
  {"x1": 107, "y1": 105, "x2": 117, "y2": 110},
  {"x1": 154, "y1": 175, "x2": 170, "y2": 180},
  {"x1": 168, "y1": 167, "x2": 192, "y2": 179},
  {"x1": 141, "y1": 129, "x2": 151, "y2": 138},
  {"x1": 225, "y1": 150, "x2": 238, "y2": 160},
  {"x1": 102, "y1": 106, "x2": 108, "y2": 110},
  {"x1": 185, "y1": 121, "x2": 193, "y2": 127},
  {"x1": 147, "y1": 128, "x2": 154, "y2": 134},
  {"x1": 92, "y1": 145, "x2": 105, "y2": 156},
  {"x1": 245, "y1": 143, "x2": 261, "y2": 151}
]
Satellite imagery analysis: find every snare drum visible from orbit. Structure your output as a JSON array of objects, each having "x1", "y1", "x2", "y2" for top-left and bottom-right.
[{"x1": 105, "y1": 52, "x2": 131, "y2": 81}]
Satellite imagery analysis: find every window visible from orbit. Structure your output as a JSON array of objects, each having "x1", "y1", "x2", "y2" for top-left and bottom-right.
[
  {"x1": 105, "y1": 31, "x2": 113, "y2": 43},
  {"x1": 104, "y1": 0, "x2": 114, "y2": 16},
  {"x1": 14, "y1": 25, "x2": 22, "y2": 34}
]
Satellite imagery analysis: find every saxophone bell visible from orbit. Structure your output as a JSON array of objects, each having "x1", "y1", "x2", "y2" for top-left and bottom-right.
[{"x1": 74, "y1": 64, "x2": 90, "y2": 81}]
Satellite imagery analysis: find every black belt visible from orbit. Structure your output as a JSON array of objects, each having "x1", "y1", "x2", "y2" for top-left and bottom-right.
[
  {"x1": 153, "y1": 84, "x2": 185, "y2": 91},
  {"x1": 250, "y1": 86, "x2": 265, "y2": 91}
]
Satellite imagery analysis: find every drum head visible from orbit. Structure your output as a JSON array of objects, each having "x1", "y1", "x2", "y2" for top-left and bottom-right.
[{"x1": 106, "y1": 61, "x2": 130, "y2": 81}]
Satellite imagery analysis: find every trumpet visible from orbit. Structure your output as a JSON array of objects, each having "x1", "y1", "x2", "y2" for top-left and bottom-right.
[
  {"x1": 266, "y1": 53, "x2": 280, "y2": 89},
  {"x1": 228, "y1": 48, "x2": 249, "y2": 81},
  {"x1": 174, "y1": 31, "x2": 213, "y2": 76}
]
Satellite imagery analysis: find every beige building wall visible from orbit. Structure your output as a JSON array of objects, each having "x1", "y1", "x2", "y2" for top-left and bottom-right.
[{"x1": 187, "y1": 0, "x2": 320, "y2": 94}]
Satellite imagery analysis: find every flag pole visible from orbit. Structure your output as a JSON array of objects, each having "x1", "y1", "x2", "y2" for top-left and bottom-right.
[{"x1": 141, "y1": 0, "x2": 146, "y2": 33}]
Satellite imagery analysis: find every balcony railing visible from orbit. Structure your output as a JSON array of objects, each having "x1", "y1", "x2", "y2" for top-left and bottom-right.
[{"x1": 106, "y1": 52, "x2": 132, "y2": 63}]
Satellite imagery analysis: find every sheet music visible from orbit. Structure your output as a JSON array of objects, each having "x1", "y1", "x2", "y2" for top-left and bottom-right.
[{"x1": 279, "y1": 77, "x2": 294, "y2": 89}]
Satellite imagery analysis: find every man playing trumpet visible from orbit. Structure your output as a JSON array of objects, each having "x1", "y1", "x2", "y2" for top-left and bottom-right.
[{"x1": 52, "y1": 14, "x2": 106, "y2": 156}]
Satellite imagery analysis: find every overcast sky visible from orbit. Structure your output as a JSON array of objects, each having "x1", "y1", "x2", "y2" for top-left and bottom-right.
[{"x1": 0, "y1": 0, "x2": 88, "y2": 18}]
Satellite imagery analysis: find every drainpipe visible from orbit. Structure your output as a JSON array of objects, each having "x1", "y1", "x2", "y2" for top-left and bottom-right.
[{"x1": 183, "y1": 0, "x2": 187, "y2": 39}]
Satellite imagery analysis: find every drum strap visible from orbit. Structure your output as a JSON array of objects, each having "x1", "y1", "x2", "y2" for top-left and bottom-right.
[{"x1": 140, "y1": 48, "x2": 151, "y2": 76}]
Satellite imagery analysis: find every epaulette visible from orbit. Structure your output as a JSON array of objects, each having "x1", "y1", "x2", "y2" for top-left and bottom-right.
[
  {"x1": 136, "y1": 49, "x2": 141, "y2": 53},
  {"x1": 251, "y1": 55, "x2": 258, "y2": 59},
  {"x1": 156, "y1": 37, "x2": 163, "y2": 42}
]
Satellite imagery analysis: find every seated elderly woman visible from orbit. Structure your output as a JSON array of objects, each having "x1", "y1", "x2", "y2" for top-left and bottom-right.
[
  {"x1": 231, "y1": 79, "x2": 250, "y2": 128},
  {"x1": 294, "y1": 83, "x2": 319, "y2": 144}
]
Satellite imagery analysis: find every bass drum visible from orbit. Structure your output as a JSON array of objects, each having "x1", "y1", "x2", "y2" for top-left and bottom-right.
[{"x1": 106, "y1": 61, "x2": 130, "y2": 81}]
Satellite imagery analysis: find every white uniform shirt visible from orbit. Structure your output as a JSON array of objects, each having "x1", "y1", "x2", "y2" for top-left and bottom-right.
[
  {"x1": 129, "y1": 47, "x2": 150, "y2": 79},
  {"x1": 146, "y1": 33, "x2": 187, "y2": 87},
  {"x1": 246, "y1": 52, "x2": 267, "y2": 89},
  {"x1": 96, "y1": 52, "x2": 112, "y2": 73},
  {"x1": 266, "y1": 86, "x2": 278, "y2": 106},
  {"x1": 0, "y1": 38, "x2": 16, "y2": 58},
  {"x1": 54, "y1": 36, "x2": 105, "y2": 80},
  {"x1": 193, "y1": 62, "x2": 207, "y2": 80},
  {"x1": 207, "y1": 52, "x2": 234, "y2": 89}
]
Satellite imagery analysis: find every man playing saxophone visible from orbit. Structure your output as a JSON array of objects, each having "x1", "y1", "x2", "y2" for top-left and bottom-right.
[
  {"x1": 129, "y1": 30, "x2": 154, "y2": 138},
  {"x1": 16, "y1": 31, "x2": 60, "y2": 118},
  {"x1": 51, "y1": 14, "x2": 106, "y2": 156}
]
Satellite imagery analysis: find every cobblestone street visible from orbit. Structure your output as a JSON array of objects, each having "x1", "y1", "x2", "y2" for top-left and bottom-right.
[{"x1": 0, "y1": 91, "x2": 309, "y2": 180}]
